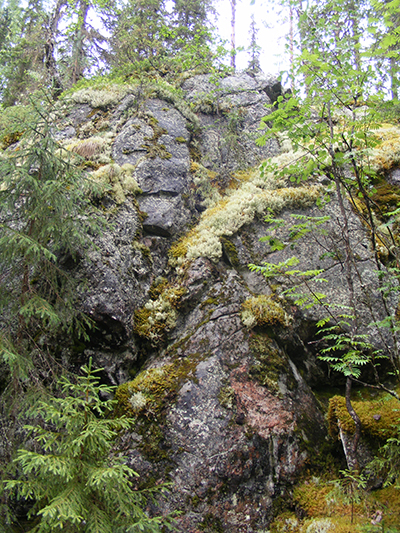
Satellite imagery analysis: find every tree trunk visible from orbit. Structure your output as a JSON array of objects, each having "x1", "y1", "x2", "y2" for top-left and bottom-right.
[
  {"x1": 230, "y1": 0, "x2": 236, "y2": 70},
  {"x1": 45, "y1": 0, "x2": 65, "y2": 96},
  {"x1": 345, "y1": 377, "x2": 361, "y2": 470},
  {"x1": 71, "y1": 0, "x2": 89, "y2": 86},
  {"x1": 390, "y1": 55, "x2": 399, "y2": 100}
]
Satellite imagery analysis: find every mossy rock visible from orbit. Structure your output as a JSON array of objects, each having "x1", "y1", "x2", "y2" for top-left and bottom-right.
[
  {"x1": 198, "y1": 513, "x2": 224, "y2": 533},
  {"x1": 221, "y1": 237, "x2": 240, "y2": 268},
  {"x1": 249, "y1": 332, "x2": 294, "y2": 394},
  {"x1": 241, "y1": 295, "x2": 288, "y2": 329},
  {"x1": 218, "y1": 385, "x2": 235, "y2": 409},
  {"x1": 115, "y1": 355, "x2": 201, "y2": 418},
  {"x1": 133, "y1": 283, "x2": 186, "y2": 345},
  {"x1": 143, "y1": 142, "x2": 172, "y2": 160},
  {"x1": 148, "y1": 277, "x2": 169, "y2": 300},
  {"x1": 132, "y1": 241, "x2": 152, "y2": 262},
  {"x1": 328, "y1": 393, "x2": 400, "y2": 441},
  {"x1": 168, "y1": 230, "x2": 195, "y2": 261},
  {"x1": 115, "y1": 353, "x2": 202, "y2": 463},
  {"x1": 371, "y1": 182, "x2": 400, "y2": 218},
  {"x1": 0, "y1": 130, "x2": 23, "y2": 149}
]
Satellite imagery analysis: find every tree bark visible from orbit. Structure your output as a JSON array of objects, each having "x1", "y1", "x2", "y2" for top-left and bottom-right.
[
  {"x1": 45, "y1": 0, "x2": 65, "y2": 96},
  {"x1": 345, "y1": 377, "x2": 361, "y2": 470},
  {"x1": 71, "y1": 0, "x2": 89, "y2": 86},
  {"x1": 230, "y1": 0, "x2": 236, "y2": 70}
]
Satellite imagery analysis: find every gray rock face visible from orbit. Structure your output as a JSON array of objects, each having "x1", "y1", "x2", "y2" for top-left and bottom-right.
[
  {"x1": 112, "y1": 119, "x2": 154, "y2": 167},
  {"x1": 112, "y1": 98, "x2": 193, "y2": 237},
  {"x1": 4, "y1": 71, "x2": 395, "y2": 531},
  {"x1": 62, "y1": 73, "x2": 350, "y2": 531},
  {"x1": 120, "y1": 260, "x2": 325, "y2": 532},
  {"x1": 139, "y1": 195, "x2": 191, "y2": 236},
  {"x1": 182, "y1": 73, "x2": 280, "y2": 176}
]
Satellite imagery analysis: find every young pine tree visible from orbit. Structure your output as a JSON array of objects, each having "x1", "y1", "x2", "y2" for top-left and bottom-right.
[{"x1": 247, "y1": 14, "x2": 261, "y2": 73}]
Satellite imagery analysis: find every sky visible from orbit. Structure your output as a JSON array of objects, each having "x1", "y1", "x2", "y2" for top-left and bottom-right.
[{"x1": 215, "y1": 0, "x2": 290, "y2": 76}]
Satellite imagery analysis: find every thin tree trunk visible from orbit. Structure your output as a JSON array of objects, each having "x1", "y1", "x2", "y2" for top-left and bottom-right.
[
  {"x1": 289, "y1": 2, "x2": 294, "y2": 92},
  {"x1": 390, "y1": 56, "x2": 399, "y2": 100},
  {"x1": 327, "y1": 103, "x2": 362, "y2": 465},
  {"x1": 345, "y1": 377, "x2": 361, "y2": 471},
  {"x1": 230, "y1": 0, "x2": 236, "y2": 70},
  {"x1": 71, "y1": 0, "x2": 89, "y2": 86},
  {"x1": 45, "y1": 0, "x2": 65, "y2": 96}
]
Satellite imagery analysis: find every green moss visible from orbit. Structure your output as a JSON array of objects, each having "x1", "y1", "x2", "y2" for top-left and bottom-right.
[
  {"x1": 144, "y1": 142, "x2": 172, "y2": 159},
  {"x1": 115, "y1": 356, "x2": 202, "y2": 463},
  {"x1": 139, "y1": 424, "x2": 170, "y2": 462},
  {"x1": 271, "y1": 466, "x2": 400, "y2": 532},
  {"x1": 133, "y1": 279, "x2": 186, "y2": 345},
  {"x1": 221, "y1": 237, "x2": 240, "y2": 268},
  {"x1": 374, "y1": 485, "x2": 400, "y2": 529},
  {"x1": 191, "y1": 495, "x2": 200, "y2": 507},
  {"x1": 249, "y1": 332, "x2": 294, "y2": 394},
  {"x1": 293, "y1": 481, "x2": 332, "y2": 519},
  {"x1": 0, "y1": 130, "x2": 23, "y2": 149},
  {"x1": 371, "y1": 182, "x2": 400, "y2": 217},
  {"x1": 132, "y1": 241, "x2": 152, "y2": 261},
  {"x1": 168, "y1": 230, "x2": 195, "y2": 262},
  {"x1": 189, "y1": 144, "x2": 202, "y2": 162},
  {"x1": 148, "y1": 277, "x2": 169, "y2": 300},
  {"x1": 199, "y1": 513, "x2": 224, "y2": 533},
  {"x1": 175, "y1": 136, "x2": 187, "y2": 143},
  {"x1": 115, "y1": 355, "x2": 202, "y2": 418},
  {"x1": 199, "y1": 298, "x2": 219, "y2": 309},
  {"x1": 138, "y1": 119, "x2": 172, "y2": 160},
  {"x1": 241, "y1": 295, "x2": 288, "y2": 329},
  {"x1": 328, "y1": 393, "x2": 400, "y2": 441},
  {"x1": 218, "y1": 385, "x2": 235, "y2": 409},
  {"x1": 137, "y1": 208, "x2": 148, "y2": 223},
  {"x1": 148, "y1": 82, "x2": 200, "y2": 128}
]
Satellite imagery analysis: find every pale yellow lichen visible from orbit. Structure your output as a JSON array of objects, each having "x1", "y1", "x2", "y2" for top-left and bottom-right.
[
  {"x1": 91, "y1": 163, "x2": 142, "y2": 204},
  {"x1": 68, "y1": 86, "x2": 134, "y2": 109},
  {"x1": 368, "y1": 124, "x2": 400, "y2": 172},
  {"x1": 176, "y1": 177, "x2": 320, "y2": 264}
]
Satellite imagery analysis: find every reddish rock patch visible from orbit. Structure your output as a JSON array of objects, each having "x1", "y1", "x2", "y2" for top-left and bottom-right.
[{"x1": 231, "y1": 366, "x2": 295, "y2": 439}]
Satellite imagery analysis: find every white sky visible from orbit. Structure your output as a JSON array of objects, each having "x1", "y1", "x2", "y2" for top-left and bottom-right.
[{"x1": 215, "y1": 0, "x2": 290, "y2": 76}]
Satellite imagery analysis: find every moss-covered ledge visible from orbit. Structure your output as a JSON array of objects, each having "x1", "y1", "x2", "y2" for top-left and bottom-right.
[{"x1": 328, "y1": 393, "x2": 400, "y2": 442}]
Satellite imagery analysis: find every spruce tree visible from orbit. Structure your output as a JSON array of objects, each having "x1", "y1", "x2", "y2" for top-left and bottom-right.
[
  {"x1": 172, "y1": 0, "x2": 214, "y2": 44},
  {"x1": 247, "y1": 14, "x2": 261, "y2": 73},
  {"x1": 0, "y1": 95, "x2": 102, "y2": 389},
  {"x1": 111, "y1": 0, "x2": 170, "y2": 75},
  {"x1": 0, "y1": 0, "x2": 47, "y2": 106},
  {"x1": 4, "y1": 359, "x2": 175, "y2": 532}
]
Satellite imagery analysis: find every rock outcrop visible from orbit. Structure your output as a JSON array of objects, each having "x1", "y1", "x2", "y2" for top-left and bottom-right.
[{"x1": 6, "y1": 71, "x2": 397, "y2": 531}]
